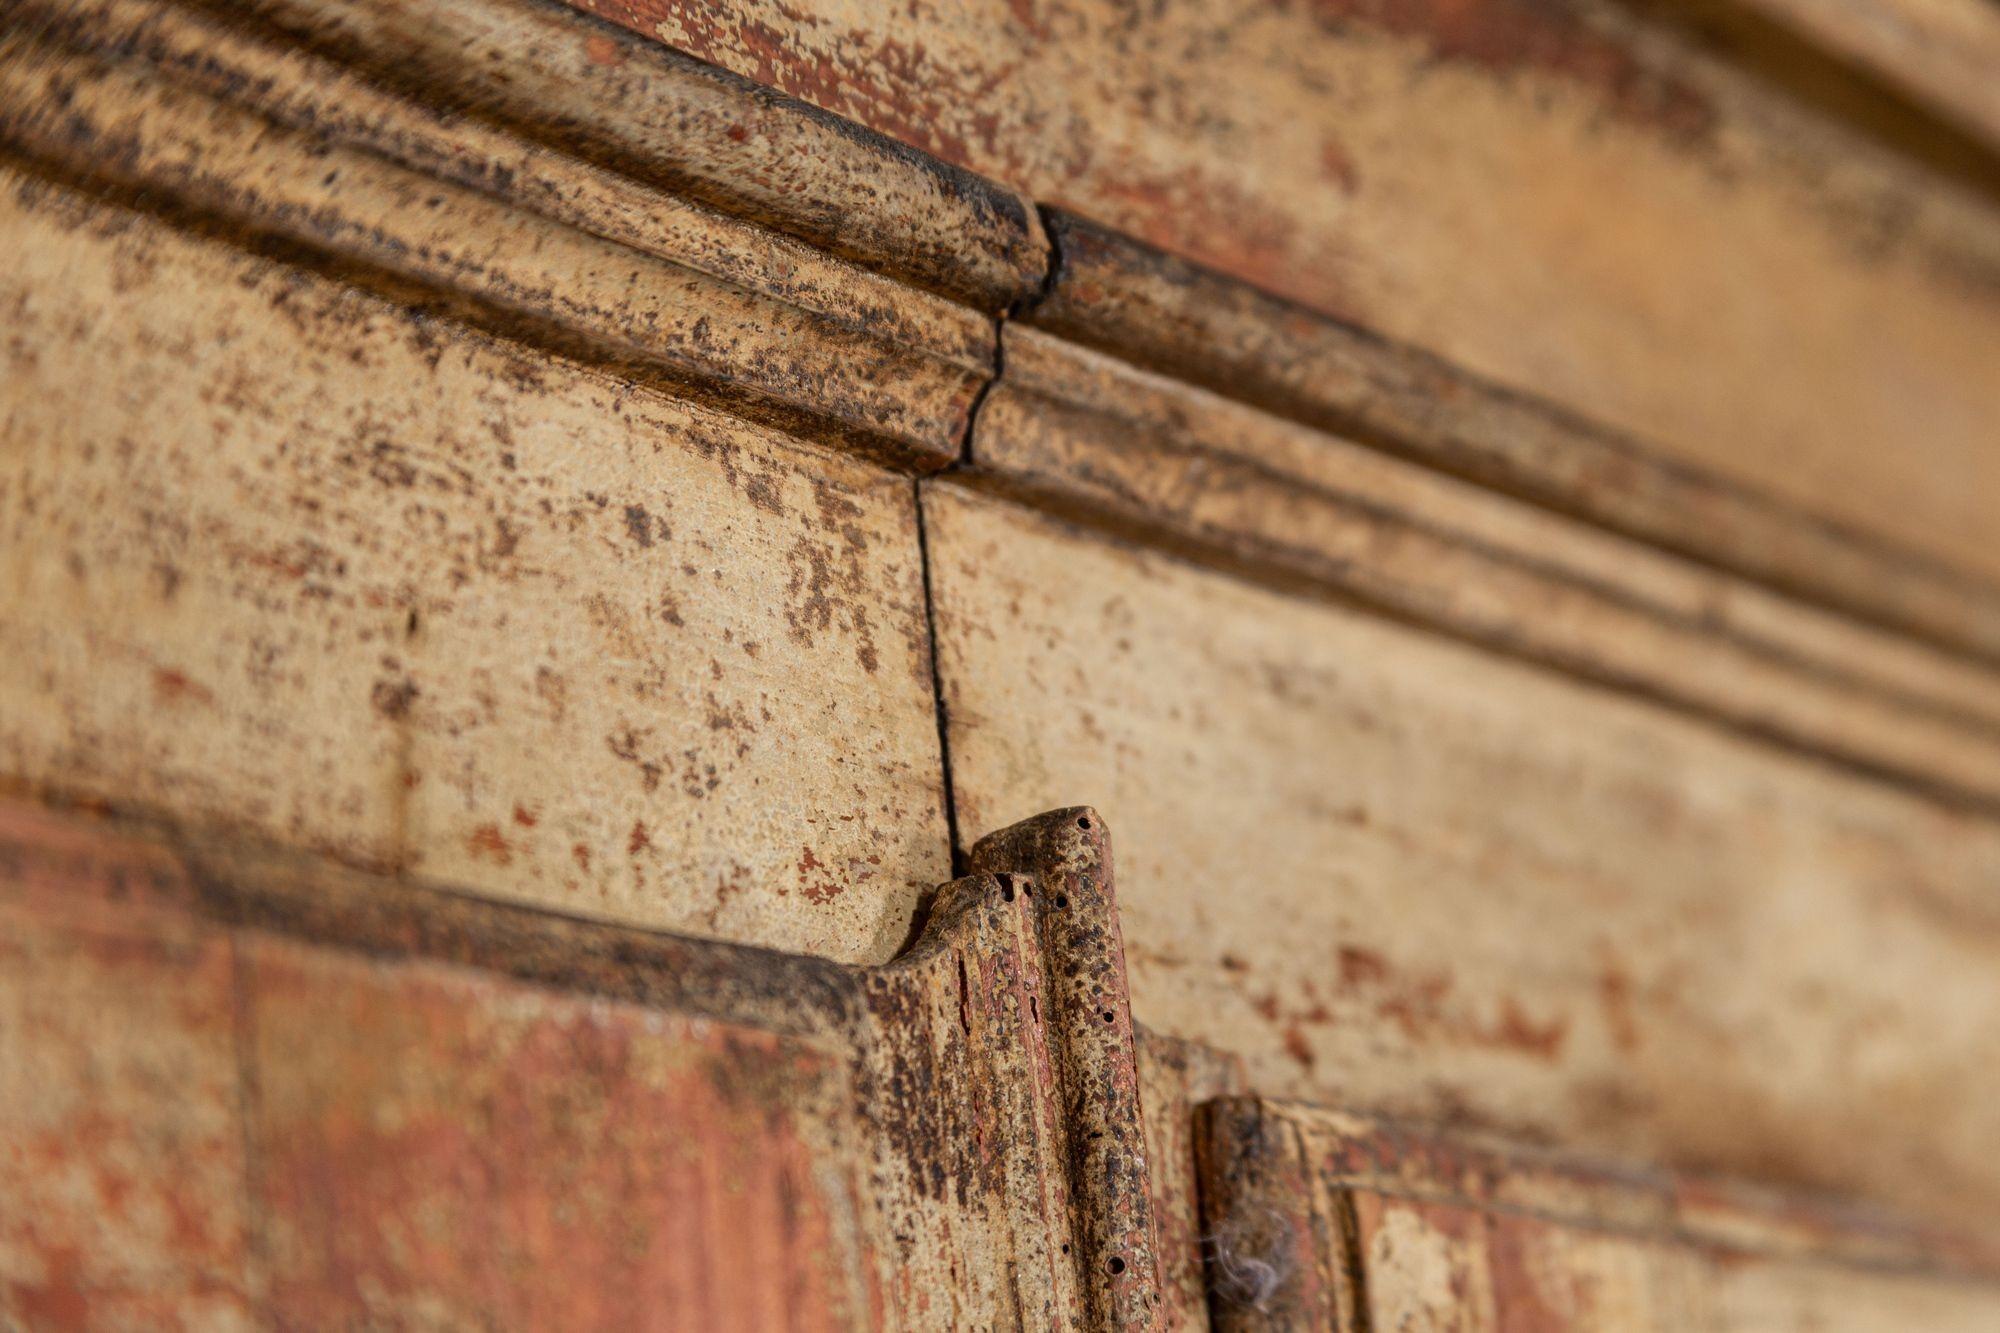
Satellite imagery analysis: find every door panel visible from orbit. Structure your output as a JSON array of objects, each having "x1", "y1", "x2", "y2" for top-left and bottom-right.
[{"x1": 0, "y1": 799, "x2": 1179, "y2": 1329}]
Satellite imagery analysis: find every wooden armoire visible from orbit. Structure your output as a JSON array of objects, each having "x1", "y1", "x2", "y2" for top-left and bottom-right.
[{"x1": 5, "y1": 0, "x2": 2000, "y2": 1326}]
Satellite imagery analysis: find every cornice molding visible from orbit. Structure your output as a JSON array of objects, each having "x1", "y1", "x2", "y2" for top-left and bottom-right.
[{"x1": 9, "y1": 0, "x2": 2000, "y2": 812}]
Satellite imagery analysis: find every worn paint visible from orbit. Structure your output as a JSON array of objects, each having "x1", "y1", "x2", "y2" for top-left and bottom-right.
[
  {"x1": 970, "y1": 808, "x2": 1166, "y2": 1328},
  {"x1": 0, "y1": 0, "x2": 1005, "y2": 470},
  {"x1": 0, "y1": 168, "x2": 950, "y2": 963},
  {"x1": 573, "y1": 0, "x2": 2000, "y2": 593},
  {"x1": 1011, "y1": 221, "x2": 2000, "y2": 671},
  {"x1": 981, "y1": 313, "x2": 2000, "y2": 806},
  {"x1": 0, "y1": 816, "x2": 254, "y2": 1331},
  {"x1": 8, "y1": 1, "x2": 2000, "y2": 1328},
  {"x1": 0, "y1": 797, "x2": 1189, "y2": 1329},
  {"x1": 246, "y1": 938, "x2": 867, "y2": 1330},
  {"x1": 8, "y1": 768, "x2": 2000, "y2": 1327}
]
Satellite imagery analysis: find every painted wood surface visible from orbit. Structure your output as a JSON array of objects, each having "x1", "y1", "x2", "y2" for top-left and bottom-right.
[
  {"x1": 1196, "y1": 1098, "x2": 2000, "y2": 1329},
  {"x1": 10, "y1": 798, "x2": 1996, "y2": 1329},
  {"x1": 570, "y1": 0, "x2": 2000, "y2": 593},
  {"x1": 924, "y1": 482, "x2": 2000, "y2": 1232},
  {"x1": 0, "y1": 799, "x2": 1185, "y2": 1329},
  {"x1": 0, "y1": 172, "x2": 949, "y2": 962},
  {"x1": 0, "y1": 803, "x2": 872, "y2": 1330},
  {"x1": 975, "y1": 319, "x2": 2000, "y2": 809},
  {"x1": 6, "y1": 0, "x2": 2000, "y2": 1325}
]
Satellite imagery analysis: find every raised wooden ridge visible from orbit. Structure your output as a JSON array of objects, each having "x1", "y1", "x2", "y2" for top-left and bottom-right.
[
  {"x1": 211, "y1": 0, "x2": 1049, "y2": 313},
  {"x1": 970, "y1": 320, "x2": 2000, "y2": 817},
  {"x1": 0, "y1": 0, "x2": 1042, "y2": 469},
  {"x1": 570, "y1": 0, "x2": 2000, "y2": 598},
  {"x1": 1203, "y1": 1098, "x2": 2000, "y2": 1281},
  {"x1": 9, "y1": 0, "x2": 2000, "y2": 817},
  {"x1": 1024, "y1": 208, "x2": 2000, "y2": 670}
]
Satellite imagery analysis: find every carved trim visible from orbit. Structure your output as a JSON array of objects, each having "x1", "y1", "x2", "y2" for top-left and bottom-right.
[
  {"x1": 966, "y1": 322, "x2": 2000, "y2": 814},
  {"x1": 1677, "y1": 0, "x2": 2000, "y2": 166},
  {"x1": 205, "y1": 0, "x2": 1049, "y2": 312},
  {"x1": 1022, "y1": 208, "x2": 2000, "y2": 672},
  {"x1": 970, "y1": 808, "x2": 1165, "y2": 1329},
  {"x1": 0, "y1": 0, "x2": 1043, "y2": 469},
  {"x1": 8, "y1": 0, "x2": 2000, "y2": 814},
  {"x1": 8, "y1": 796, "x2": 2000, "y2": 1326}
]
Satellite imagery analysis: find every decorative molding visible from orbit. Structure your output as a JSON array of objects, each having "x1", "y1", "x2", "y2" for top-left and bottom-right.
[
  {"x1": 1024, "y1": 208, "x2": 2000, "y2": 669},
  {"x1": 1704, "y1": 0, "x2": 2000, "y2": 164},
  {"x1": 0, "y1": 0, "x2": 1045, "y2": 469},
  {"x1": 968, "y1": 320, "x2": 2000, "y2": 814},
  {"x1": 969, "y1": 810, "x2": 1165, "y2": 1328},
  {"x1": 9, "y1": 797, "x2": 1999, "y2": 1326},
  {"x1": 9, "y1": 0, "x2": 2000, "y2": 812}
]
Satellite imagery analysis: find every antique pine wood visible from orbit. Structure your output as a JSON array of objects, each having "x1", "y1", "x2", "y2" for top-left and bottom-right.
[
  {"x1": 4, "y1": 0, "x2": 2000, "y2": 1327},
  {"x1": 571, "y1": 0, "x2": 2000, "y2": 596},
  {"x1": 0, "y1": 797, "x2": 1180, "y2": 1328},
  {"x1": 9, "y1": 798, "x2": 2000, "y2": 1329},
  {"x1": 922, "y1": 484, "x2": 2000, "y2": 1235},
  {"x1": 1195, "y1": 1098, "x2": 2000, "y2": 1329}
]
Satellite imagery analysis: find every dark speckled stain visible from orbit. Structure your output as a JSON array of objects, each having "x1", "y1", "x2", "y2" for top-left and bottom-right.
[
  {"x1": 860, "y1": 971, "x2": 980, "y2": 1208},
  {"x1": 605, "y1": 726, "x2": 665, "y2": 792},
  {"x1": 621, "y1": 503, "x2": 655, "y2": 547},
  {"x1": 370, "y1": 676, "x2": 419, "y2": 719},
  {"x1": 779, "y1": 483, "x2": 884, "y2": 675},
  {"x1": 744, "y1": 473, "x2": 786, "y2": 515},
  {"x1": 969, "y1": 810, "x2": 1163, "y2": 1327}
]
